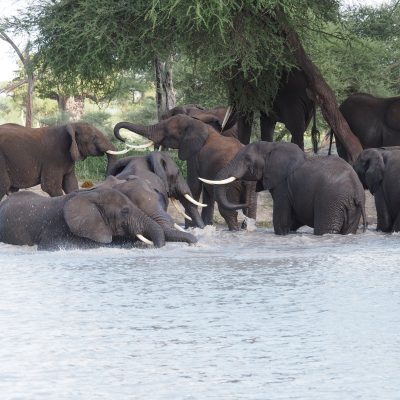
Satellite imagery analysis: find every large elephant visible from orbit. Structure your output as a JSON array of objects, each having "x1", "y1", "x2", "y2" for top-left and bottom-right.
[
  {"x1": 0, "y1": 122, "x2": 117, "y2": 200},
  {"x1": 228, "y1": 69, "x2": 317, "y2": 150},
  {"x1": 0, "y1": 188, "x2": 165, "y2": 250},
  {"x1": 113, "y1": 115, "x2": 257, "y2": 230},
  {"x1": 97, "y1": 175, "x2": 198, "y2": 244},
  {"x1": 204, "y1": 141, "x2": 365, "y2": 235},
  {"x1": 106, "y1": 151, "x2": 205, "y2": 228},
  {"x1": 353, "y1": 147, "x2": 400, "y2": 232},
  {"x1": 330, "y1": 93, "x2": 400, "y2": 162}
]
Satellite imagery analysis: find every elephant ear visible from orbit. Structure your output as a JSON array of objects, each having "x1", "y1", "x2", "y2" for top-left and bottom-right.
[
  {"x1": 361, "y1": 149, "x2": 385, "y2": 194},
  {"x1": 64, "y1": 193, "x2": 113, "y2": 243},
  {"x1": 66, "y1": 125, "x2": 84, "y2": 162},
  {"x1": 385, "y1": 99, "x2": 400, "y2": 131},
  {"x1": 148, "y1": 152, "x2": 169, "y2": 192},
  {"x1": 262, "y1": 143, "x2": 305, "y2": 189},
  {"x1": 178, "y1": 120, "x2": 209, "y2": 160}
]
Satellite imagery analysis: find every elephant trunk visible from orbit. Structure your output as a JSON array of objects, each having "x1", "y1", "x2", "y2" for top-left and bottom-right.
[
  {"x1": 214, "y1": 159, "x2": 251, "y2": 211},
  {"x1": 130, "y1": 214, "x2": 165, "y2": 248},
  {"x1": 105, "y1": 152, "x2": 118, "y2": 176},
  {"x1": 171, "y1": 175, "x2": 205, "y2": 228},
  {"x1": 114, "y1": 121, "x2": 162, "y2": 144}
]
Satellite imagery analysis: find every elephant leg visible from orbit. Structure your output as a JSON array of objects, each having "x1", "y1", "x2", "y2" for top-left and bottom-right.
[
  {"x1": 237, "y1": 111, "x2": 254, "y2": 145},
  {"x1": 62, "y1": 171, "x2": 79, "y2": 193},
  {"x1": 286, "y1": 119, "x2": 306, "y2": 151},
  {"x1": 201, "y1": 186, "x2": 215, "y2": 226},
  {"x1": 271, "y1": 189, "x2": 295, "y2": 235},
  {"x1": 0, "y1": 155, "x2": 12, "y2": 200},
  {"x1": 260, "y1": 112, "x2": 276, "y2": 142},
  {"x1": 374, "y1": 190, "x2": 392, "y2": 232},
  {"x1": 218, "y1": 205, "x2": 239, "y2": 231},
  {"x1": 334, "y1": 137, "x2": 350, "y2": 162},
  {"x1": 391, "y1": 214, "x2": 400, "y2": 232},
  {"x1": 41, "y1": 171, "x2": 64, "y2": 197}
]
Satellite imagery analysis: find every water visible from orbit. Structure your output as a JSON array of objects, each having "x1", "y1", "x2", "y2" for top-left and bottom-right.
[{"x1": 0, "y1": 225, "x2": 399, "y2": 399}]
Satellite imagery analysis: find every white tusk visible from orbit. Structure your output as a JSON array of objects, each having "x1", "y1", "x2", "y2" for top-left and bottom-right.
[
  {"x1": 128, "y1": 141, "x2": 154, "y2": 149},
  {"x1": 106, "y1": 142, "x2": 154, "y2": 155},
  {"x1": 158, "y1": 145, "x2": 163, "y2": 152},
  {"x1": 174, "y1": 223, "x2": 186, "y2": 232},
  {"x1": 221, "y1": 105, "x2": 233, "y2": 131},
  {"x1": 184, "y1": 193, "x2": 207, "y2": 208},
  {"x1": 199, "y1": 176, "x2": 237, "y2": 185},
  {"x1": 171, "y1": 198, "x2": 192, "y2": 221},
  {"x1": 136, "y1": 234, "x2": 154, "y2": 245},
  {"x1": 106, "y1": 148, "x2": 132, "y2": 155}
]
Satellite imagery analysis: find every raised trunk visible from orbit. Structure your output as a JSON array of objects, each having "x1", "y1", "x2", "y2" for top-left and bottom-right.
[{"x1": 113, "y1": 121, "x2": 161, "y2": 143}]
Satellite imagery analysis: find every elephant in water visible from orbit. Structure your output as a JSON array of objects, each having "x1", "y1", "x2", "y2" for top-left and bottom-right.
[
  {"x1": 0, "y1": 188, "x2": 165, "y2": 250},
  {"x1": 112, "y1": 115, "x2": 257, "y2": 231},
  {"x1": 0, "y1": 122, "x2": 117, "y2": 200},
  {"x1": 97, "y1": 175, "x2": 198, "y2": 244},
  {"x1": 354, "y1": 147, "x2": 400, "y2": 232},
  {"x1": 203, "y1": 141, "x2": 366, "y2": 235},
  {"x1": 106, "y1": 151, "x2": 205, "y2": 228},
  {"x1": 329, "y1": 93, "x2": 400, "y2": 162}
]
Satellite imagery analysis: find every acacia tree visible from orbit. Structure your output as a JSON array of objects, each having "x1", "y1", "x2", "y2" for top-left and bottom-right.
[{"x1": 27, "y1": 0, "x2": 366, "y2": 161}]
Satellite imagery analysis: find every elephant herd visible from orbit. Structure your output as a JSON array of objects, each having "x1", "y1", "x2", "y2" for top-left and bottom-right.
[{"x1": 0, "y1": 90, "x2": 400, "y2": 250}]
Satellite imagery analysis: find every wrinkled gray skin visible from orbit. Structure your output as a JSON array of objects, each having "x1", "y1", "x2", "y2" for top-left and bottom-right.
[
  {"x1": 354, "y1": 147, "x2": 400, "y2": 232},
  {"x1": 215, "y1": 141, "x2": 366, "y2": 235},
  {"x1": 0, "y1": 122, "x2": 117, "y2": 200},
  {"x1": 107, "y1": 151, "x2": 204, "y2": 228},
  {"x1": 97, "y1": 175, "x2": 198, "y2": 244},
  {"x1": 161, "y1": 105, "x2": 238, "y2": 138},
  {"x1": 330, "y1": 93, "x2": 400, "y2": 162},
  {"x1": 0, "y1": 188, "x2": 165, "y2": 250},
  {"x1": 114, "y1": 115, "x2": 257, "y2": 231}
]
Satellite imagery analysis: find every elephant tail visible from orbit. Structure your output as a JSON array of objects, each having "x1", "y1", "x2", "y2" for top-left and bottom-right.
[{"x1": 311, "y1": 105, "x2": 320, "y2": 154}]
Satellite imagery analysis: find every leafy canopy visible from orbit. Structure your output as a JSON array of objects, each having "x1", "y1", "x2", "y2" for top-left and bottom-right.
[{"x1": 27, "y1": 0, "x2": 340, "y2": 111}]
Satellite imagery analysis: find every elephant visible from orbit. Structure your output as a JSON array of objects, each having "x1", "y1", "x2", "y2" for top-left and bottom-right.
[
  {"x1": 329, "y1": 93, "x2": 400, "y2": 162},
  {"x1": 97, "y1": 175, "x2": 198, "y2": 244},
  {"x1": 0, "y1": 122, "x2": 117, "y2": 200},
  {"x1": 0, "y1": 188, "x2": 165, "y2": 250},
  {"x1": 353, "y1": 147, "x2": 400, "y2": 232},
  {"x1": 227, "y1": 69, "x2": 318, "y2": 150},
  {"x1": 106, "y1": 151, "x2": 205, "y2": 228},
  {"x1": 161, "y1": 105, "x2": 238, "y2": 138},
  {"x1": 113, "y1": 115, "x2": 258, "y2": 230},
  {"x1": 204, "y1": 141, "x2": 366, "y2": 235}
]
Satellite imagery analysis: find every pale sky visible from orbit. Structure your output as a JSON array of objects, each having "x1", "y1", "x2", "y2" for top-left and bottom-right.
[{"x1": 0, "y1": 0, "x2": 393, "y2": 83}]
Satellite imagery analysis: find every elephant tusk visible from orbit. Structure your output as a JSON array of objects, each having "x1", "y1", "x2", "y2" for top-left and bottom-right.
[
  {"x1": 174, "y1": 223, "x2": 186, "y2": 232},
  {"x1": 199, "y1": 176, "x2": 237, "y2": 185},
  {"x1": 221, "y1": 105, "x2": 233, "y2": 131},
  {"x1": 171, "y1": 198, "x2": 192, "y2": 221},
  {"x1": 158, "y1": 145, "x2": 163, "y2": 152},
  {"x1": 184, "y1": 193, "x2": 207, "y2": 208},
  {"x1": 136, "y1": 234, "x2": 154, "y2": 246},
  {"x1": 128, "y1": 141, "x2": 154, "y2": 149}
]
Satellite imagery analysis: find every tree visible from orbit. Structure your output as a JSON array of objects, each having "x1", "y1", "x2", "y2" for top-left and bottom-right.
[
  {"x1": 0, "y1": 30, "x2": 34, "y2": 127},
  {"x1": 26, "y1": 0, "x2": 368, "y2": 160}
]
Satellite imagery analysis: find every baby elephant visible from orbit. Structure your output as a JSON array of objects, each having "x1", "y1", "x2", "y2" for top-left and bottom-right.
[
  {"x1": 354, "y1": 147, "x2": 400, "y2": 232},
  {"x1": 0, "y1": 189, "x2": 165, "y2": 250},
  {"x1": 203, "y1": 141, "x2": 366, "y2": 235}
]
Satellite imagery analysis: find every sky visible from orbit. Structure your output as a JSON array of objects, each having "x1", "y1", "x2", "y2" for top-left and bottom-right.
[{"x1": 0, "y1": 0, "x2": 393, "y2": 83}]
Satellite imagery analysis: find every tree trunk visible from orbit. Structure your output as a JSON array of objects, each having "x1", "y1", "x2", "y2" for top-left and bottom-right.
[
  {"x1": 154, "y1": 56, "x2": 176, "y2": 121},
  {"x1": 25, "y1": 68, "x2": 34, "y2": 128},
  {"x1": 282, "y1": 24, "x2": 363, "y2": 164}
]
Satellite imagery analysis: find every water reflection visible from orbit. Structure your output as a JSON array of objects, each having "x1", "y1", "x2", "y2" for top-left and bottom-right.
[{"x1": 0, "y1": 226, "x2": 399, "y2": 399}]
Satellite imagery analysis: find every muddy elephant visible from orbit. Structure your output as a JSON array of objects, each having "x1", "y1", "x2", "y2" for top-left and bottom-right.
[
  {"x1": 354, "y1": 147, "x2": 400, "y2": 232},
  {"x1": 97, "y1": 175, "x2": 198, "y2": 244},
  {"x1": 0, "y1": 188, "x2": 165, "y2": 250},
  {"x1": 0, "y1": 122, "x2": 117, "y2": 200},
  {"x1": 205, "y1": 141, "x2": 366, "y2": 235},
  {"x1": 329, "y1": 93, "x2": 400, "y2": 162},
  {"x1": 106, "y1": 151, "x2": 204, "y2": 228},
  {"x1": 113, "y1": 115, "x2": 257, "y2": 230},
  {"x1": 227, "y1": 69, "x2": 317, "y2": 150}
]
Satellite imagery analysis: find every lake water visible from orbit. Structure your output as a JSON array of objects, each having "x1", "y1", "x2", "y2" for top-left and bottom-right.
[{"x1": 0, "y1": 225, "x2": 399, "y2": 399}]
